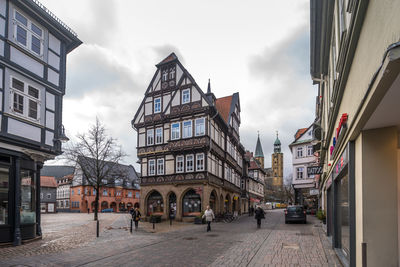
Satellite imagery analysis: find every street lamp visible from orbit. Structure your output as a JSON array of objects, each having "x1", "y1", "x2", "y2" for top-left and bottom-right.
[{"x1": 57, "y1": 125, "x2": 69, "y2": 142}]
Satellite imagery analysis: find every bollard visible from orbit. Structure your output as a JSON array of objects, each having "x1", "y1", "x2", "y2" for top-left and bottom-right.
[
  {"x1": 96, "y1": 220, "x2": 99, "y2": 237},
  {"x1": 130, "y1": 219, "x2": 133, "y2": 233}
]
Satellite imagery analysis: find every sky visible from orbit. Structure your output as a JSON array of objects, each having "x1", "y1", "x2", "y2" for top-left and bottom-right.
[{"x1": 43, "y1": 0, "x2": 316, "y2": 181}]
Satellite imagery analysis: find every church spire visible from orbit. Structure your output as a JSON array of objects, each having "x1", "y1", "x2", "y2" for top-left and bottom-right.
[
  {"x1": 207, "y1": 79, "x2": 211, "y2": 94},
  {"x1": 274, "y1": 130, "x2": 281, "y2": 153},
  {"x1": 205, "y1": 78, "x2": 216, "y2": 105},
  {"x1": 255, "y1": 132, "x2": 264, "y2": 158}
]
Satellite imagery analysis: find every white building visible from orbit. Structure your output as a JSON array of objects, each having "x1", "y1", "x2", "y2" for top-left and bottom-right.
[{"x1": 289, "y1": 125, "x2": 317, "y2": 205}]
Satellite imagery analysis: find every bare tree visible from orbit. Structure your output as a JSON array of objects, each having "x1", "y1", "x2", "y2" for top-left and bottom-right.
[{"x1": 65, "y1": 118, "x2": 127, "y2": 221}]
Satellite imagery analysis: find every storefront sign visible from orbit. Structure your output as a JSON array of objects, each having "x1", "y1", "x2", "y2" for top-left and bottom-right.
[
  {"x1": 309, "y1": 189, "x2": 319, "y2": 196},
  {"x1": 250, "y1": 198, "x2": 260, "y2": 203},
  {"x1": 307, "y1": 166, "x2": 323, "y2": 176},
  {"x1": 233, "y1": 196, "x2": 238, "y2": 200},
  {"x1": 195, "y1": 187, "x2": 202, "y2": 195},
  {"x1": 333, "y1": 145, "x2": 349, "y2": 180},
  {"x1": 330, "y1": 113, "x2": 348, "y2": 157}
]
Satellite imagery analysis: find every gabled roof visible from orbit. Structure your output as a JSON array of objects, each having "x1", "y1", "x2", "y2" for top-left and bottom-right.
[
  {"x1": 41, "y1": 165, "x2": 75, "y2": 179},
  {"x1": 156, "y1": 52, "x2": 178, "y2": 66},
  {"x1": 41, "y1": 176, "x2": 57, "y2": 188},
  {"x1": 295, "y1": 128, "x2": 308, "y2": 140}
]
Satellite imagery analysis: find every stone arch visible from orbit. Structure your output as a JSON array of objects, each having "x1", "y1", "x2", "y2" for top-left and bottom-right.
[
  {"x1": 146, "y1": 190, "x2": 164, "y2": 216},
  {"x1": 127, "y1": 202, "x2": 133, "y2": 212},
  {"x1": 166, "y1": 191, "x2": 177, "y2": 217},
  {"x1": 220, "y1": 194, "x2": 224, "y2": 214},
  {"x1": 110, "y1": 202, "x2": 117, "y2": 212},
  {"x1": 225, "y1": 193, "x2": 232, "y2": 213},
  {"x1": 209, "y1": 190, "x2": 218, "y2": 213},
  {"x1": 181, "y1": 188, "x2": 201, "y2": 217},
  {"x1": 101, "y1": 201, "x2": 108, "y2": 210}
]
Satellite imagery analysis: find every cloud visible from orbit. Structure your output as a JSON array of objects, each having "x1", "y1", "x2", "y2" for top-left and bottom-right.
[{"x1": 241, "y1": 23, "x2": 315, "y2": 177}]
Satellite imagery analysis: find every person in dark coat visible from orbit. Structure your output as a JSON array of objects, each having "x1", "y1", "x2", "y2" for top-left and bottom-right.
[
  {"x1": 254, "y1": 205, "x2": 265, "y2": 228},
  {"x1": 250, "y1": 206, "x2": 254, "y2": 216},
  {"x1": 131, "y1": 207, "x2": 141, "y2": 230}
]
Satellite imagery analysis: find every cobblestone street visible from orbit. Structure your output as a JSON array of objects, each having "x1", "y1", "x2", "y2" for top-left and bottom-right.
[{"x1": 0, "y1": 210, "x2": 341, "y2": 266}]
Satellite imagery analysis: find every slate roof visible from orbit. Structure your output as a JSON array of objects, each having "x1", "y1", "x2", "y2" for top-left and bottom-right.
[
  {"x1": 255, "y1": 134, "x2": 264, "y2": 158},
  {"x1": 41, "y1": 176, "x2": 57, "y2": 188},
  {"x1": 41, "y1": 166, "x2": 75, "y2": 179}
]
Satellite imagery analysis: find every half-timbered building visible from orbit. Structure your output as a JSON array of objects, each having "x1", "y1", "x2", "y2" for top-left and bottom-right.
[
  {"x1": 131, "y1": 53, "x2": 244, "y2": 221},
  {"x1": 0, "y1": 0, "x2": 81, "y2": 245}
]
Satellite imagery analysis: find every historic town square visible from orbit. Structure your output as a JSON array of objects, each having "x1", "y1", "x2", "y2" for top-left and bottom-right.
[{"x1": 1, "y1": 0, "x2": 399, "y2": 266}]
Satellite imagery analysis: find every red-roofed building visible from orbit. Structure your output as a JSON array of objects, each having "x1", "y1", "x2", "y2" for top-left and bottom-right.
[{"x1": 40, "y1": 176, "x2": 57, "y2": 213}]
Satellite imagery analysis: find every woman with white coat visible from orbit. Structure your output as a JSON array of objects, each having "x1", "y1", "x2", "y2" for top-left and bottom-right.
[{"x1": 202, "y1": 205, "x2": 215, "y2": 232}]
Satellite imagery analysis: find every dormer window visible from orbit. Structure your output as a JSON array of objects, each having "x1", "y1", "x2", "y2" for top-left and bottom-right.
[
  {"x1": 182, "y1": 89, "x2": 190, "y2": 104},
  {"x1": 13, "y1": 10, "x2": 44, "y2": 57}
]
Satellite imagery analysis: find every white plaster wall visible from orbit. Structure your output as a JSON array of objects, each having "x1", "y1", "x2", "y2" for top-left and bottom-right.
[
  {"x1": 166, "y1": 159, "x2": 174, "y2": 175},
  {"x1": 176, "y1": 65, "x2": 183, "y2": 82},
  {"x1": 10, "y1": 47, "x2": 44, "y2": 78},
  {"x1": 138, "y1": 133, "x2": 145, "y2": 147},
  {"x1": 48, "y1": 34, "x2": 61, "y2": 55},
  {"x1": 192, "y1": 87, "x2": 200, "y2": 102},
  {"x1": 8, "y1": 118, "x2": 41, "y2": 142},
  {"x1": 48, "y1": 51, "x2": 60, "y2": 70},
  {"x1": 46, "y1": 92, "x2": 55, "y2": 111},
  {"x1": 47, "y1": 68, "x2": 59, "y2": 86},
  {"x1": 45, "y1": 130, "x2": 53, "y2": 146},
  {"x1": 45, "y1": 110, "x2": 54, "y2": 130},
  {"x1": 163, "y1": 94, "x2": 171, "y2": 111},
  {"x1": 171, "y1": 92, "x2": 180, "y2": 106},
  {"x1": 145, "y1": 102, "x2": 152, "y2": 115}
]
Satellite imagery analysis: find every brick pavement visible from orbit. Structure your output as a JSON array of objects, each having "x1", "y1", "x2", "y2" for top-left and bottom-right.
[{"x1": 0, "y1": 210, "x2": 342, "y2": 267}]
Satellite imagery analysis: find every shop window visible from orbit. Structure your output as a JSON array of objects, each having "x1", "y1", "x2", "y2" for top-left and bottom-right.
[
  {"x1": 0, "y1": 167, "x2": 9, "y2": 225},
  {"x1": 20, "y1": 169, "x2": 36, "y2": 224},
  {"x1": 182, "y1": 189, "x2": 201, "y2": 217},
  {"x1": 147, "y1": 191, "x2": 163, "y2": 216}
]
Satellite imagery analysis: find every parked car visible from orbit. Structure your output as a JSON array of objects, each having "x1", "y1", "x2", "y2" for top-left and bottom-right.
[
  {"x1": 101, "y1": 208, "x2": 113, "y2": 213},
  {"x1": 285, "y1": 206, "x2": 306, "y2": 224}
]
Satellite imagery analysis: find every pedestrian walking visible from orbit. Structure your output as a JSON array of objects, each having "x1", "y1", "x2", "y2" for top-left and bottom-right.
[
  {"x1": 254, "y1": 205, "x2": 265, "y2": 228},
  {"x1": 250, "y1": 206, "x2": 254, "y2": 216},
  {"x1": 131, "y1": 207, "x2": 141, "y2": 230},
  {"x1": 202, "y1": 205, "x2": 215, "y2": 232},
  {"x1": 87, "y1": 208, "x2": 90, "y2": 214}
]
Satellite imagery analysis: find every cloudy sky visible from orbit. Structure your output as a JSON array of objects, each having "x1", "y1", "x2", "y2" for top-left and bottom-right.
[{"x1": 43, "y1": 0, "x2": 316, "y2": 180}]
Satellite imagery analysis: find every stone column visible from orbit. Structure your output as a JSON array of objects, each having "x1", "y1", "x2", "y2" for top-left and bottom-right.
[{"x1": 36, "y1": 162, "x2": 43, "y2": 236}]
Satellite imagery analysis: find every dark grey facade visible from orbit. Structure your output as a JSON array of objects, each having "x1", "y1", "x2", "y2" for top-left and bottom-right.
[
  {"x1": 0, "y1": 0, "x2": 81, "y2": 245},
  {"x1": 40, "y1": 186, "x2": 56, "y2": 213}
]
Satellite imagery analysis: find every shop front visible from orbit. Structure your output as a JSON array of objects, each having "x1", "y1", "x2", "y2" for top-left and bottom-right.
[{"x1": 0, "y1": 151, "x2": 43, "y2": 245}]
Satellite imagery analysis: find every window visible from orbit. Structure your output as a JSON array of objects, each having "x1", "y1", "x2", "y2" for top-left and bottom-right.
[
  {"x1": 77, "y1": 189, "x2": 80, "y2": 195},
  {"x1": 183, "y1": 121, "x2": 192, "y2": 138},
  {"x1": 296, "y1": 167, "x2": 304, "y2": 179},
  {"x1": 40, "y1": 193, "x2": 43, "y2": 199},
  {"x1": 157, "y1": 159, "x2": 164, "y2": 175},
  {"x1": 176, "y1": 155, "x2": 184, "y2": 173},
  {"x1": 147, "y1": 129, "x2": 154, "y2": 145},
  {"x1": 154, "y1": 97, "x2": 161, "y2": 113},
  {"x1": 182, "y1": 89, "x2": 190, "y2": 104},
  {"x1": 155, "y1": 128, "x2": 163, "y2": 144},
  {"x1": 13, "y1": 10, "x2": 43, "y2": 56},
  {"x1": 10, "y1": 77, "x2": 41, "y2": 121},
  {"x1": 162, "y1": 70, "x2": 168, "y2": 82},
  {"x1": 71, "y1": 190, "x2": 74, "y2": 196},
  {"x1": 103, "y1": 189, "x2": 107, "y2": 196},
  {"x1": 169, "y1": 67, "x2": 176, "y2": 79},
  {"x1": 297, "y1": 147, "x2": 303, "y2": 158},
  {"x1": 128, "y1": 191, "x2": 132, "y2": 198},
  {"x1": 307, "y1": 145, "x2": 313, "y2": 156},
  {"x1": 195, "y1": 118, "x2": 205, "y2": 136},
  {"x1": 196, "y1": 154, "x2": 204, "y2": 171},
  {"x1": 47, "y1": 193, "x2": 51, "y2": 199},
  {"x1": 148, "y1": 159, "x2": 155, "y2": 175},
  {"x1": 186, "y1": 155, "x2": 194, "y2": 172},
  {"x1": 93, "y1": 189, "x2": 96, "y2": 195},
  {"x1": 171, "y1": 123, "x2": 180, "y2": 140}
]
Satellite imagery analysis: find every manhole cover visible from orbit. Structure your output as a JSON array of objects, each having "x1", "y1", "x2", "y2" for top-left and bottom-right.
[
  {"x1": 282, "y1": 243, "x2": 299, "y2": 249},
  {"x1": 183, "y1": 237, "x2": 197, "y2": 240},
  {"x1": 206, "y1": 234, "x2": 218, "y2": 237}
]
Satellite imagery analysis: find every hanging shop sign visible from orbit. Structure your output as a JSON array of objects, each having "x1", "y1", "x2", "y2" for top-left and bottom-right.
[
  {"x1": 250, "y1": 198, "x2": 260, "y2": 203},
  {"x1": 307, "y1": 166, "x2": 323, "y2": 176},
  {"x1": 309, "y1": 189, "x2": 319, "y2": 196}
]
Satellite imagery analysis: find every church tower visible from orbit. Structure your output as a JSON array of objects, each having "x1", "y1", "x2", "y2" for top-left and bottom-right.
[
  {"x1": 271, "y1": 131, "x2": 283, "y2": 187},
  {"x1": 254, "y1": 133, "x2": 264, "y2": 169}
]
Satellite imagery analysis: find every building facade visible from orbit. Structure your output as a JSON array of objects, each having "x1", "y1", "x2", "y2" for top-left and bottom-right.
[
  {"x1": 39, "y1": 176, "x2": 56, "y2": 213},
  {"x1": 246, "y1": 151, "x2": 265, "y2": 207},
  {"x1": 310, "y1": 0, "x2": 400, "y2": 265},
  {"x1": 132, "y1": 53, "x2": 244, "y2": 221},
  {"x1": 41, "y1": 165, "x2": 74, "y2": 212},
  {"x1": 0, "y1": 0, "x2": 81, "y2": 244},
  {"x1": 70, "y1": 161, "x2": 140, "y2": 213},
  {"x1": 289, "y1": 126, "x2": 318, "y2": 206}
]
